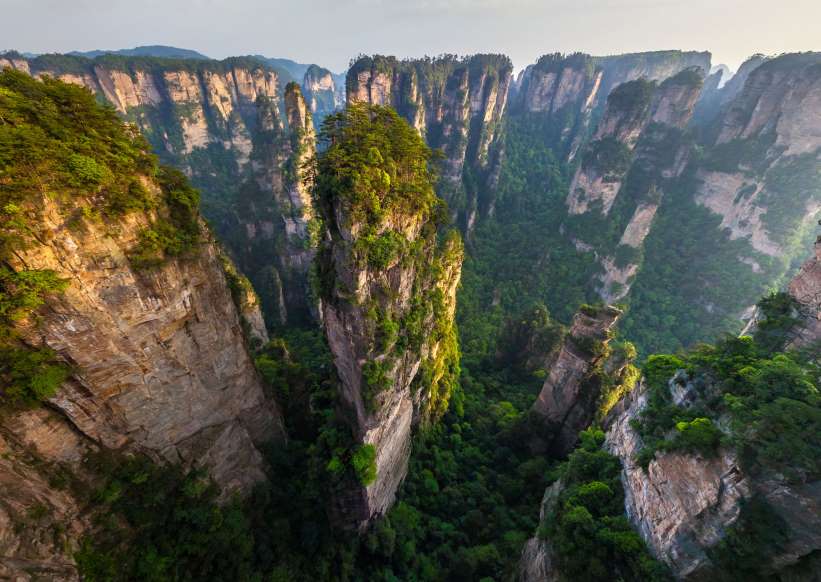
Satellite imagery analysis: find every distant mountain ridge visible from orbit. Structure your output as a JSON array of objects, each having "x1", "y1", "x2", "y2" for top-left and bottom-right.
[{"x1": 67, "y1": 44, "x2": 210, "y2": 60}]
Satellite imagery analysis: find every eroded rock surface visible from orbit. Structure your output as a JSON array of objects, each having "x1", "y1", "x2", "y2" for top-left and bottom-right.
[{"x1": 530, "y1": 305, "x2": 622, "y2": 456}]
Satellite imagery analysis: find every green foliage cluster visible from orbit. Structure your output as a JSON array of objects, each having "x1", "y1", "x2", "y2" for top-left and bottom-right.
[
  {"x1": 362, "y1": 359, "x2": 392, "y2": 411},
  {"x1": 315, "y1": 103, "x2": 441, "y2": 229},
  {"x1": 596, "y1": 341, "x2": 641, "y2": 420},
  {"x1": 75, "y1": 455, "x2": 257, "y2": 582},
  {"x1": 620, "y1": 166, "x2": 783, "y2": 356},
  {"x1": 706, "y1": 495, "x2": 793, "y2": 581},
  {"x1": 532, "y1": 52, "x2": 597, "y2": 77},
  {"x1": 760, "y1": 153, "x2": 821, "y2": 243},
  {"x1": 606, "y1": 79, "x2": 656, "y2": 114},
  {"x1": 356, "y1": 229, "x2": 406, "y2": 270},
  {"x1": 753, "y1": 291, "x2": 802, "y2": 353},
  {"x1": 127, "y1": 167, "x2": 201, "y2": 269},
  {"x1": 495, "y1": 303, "x2": 564, "y2": 375},
  {"x1": 0, "y1": 69, "x2": 156, "y2": 256},
  {"x1": 633, "y1": 325, "x2": 820, "y2": 480},
  {"x1": 351, "y1": 444, "x2": 377, "y2": 486},
  {"x1": 661, "y1": 67, "x2": 704, "y2": 88},
  {"x1": 582, "y1": 136, "x2": 633, "y2": 176},
  {"x1": 539, "y1": 428, "x2": 670, "y2": 581},
  {"x1": 701, "y1": 133, "x2": 778, "y2": 175}
]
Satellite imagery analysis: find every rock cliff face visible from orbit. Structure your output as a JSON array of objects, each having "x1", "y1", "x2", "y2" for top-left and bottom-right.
[
  {"x1": 346, "y1": 54, "x2": 512, "y2": 231},
  {"x1": 315, "y1": 104, "x2": 463, "y2": 529},
  {"x1": 561, "y1": 69, "x2": 702, "y2": 303},
  {"x1": 787, "y1": 238, "x2": 821, "y2": 350},
  {"x1": 599, "y1": 236, "x2": 821, "y2": 579},
  {"x1": 0, "y1": 53, "x2": 322, "y2": 326},
  {"x1": 529, "y1": 305, "x2": 623, "y2": 456},
  {"x1": 604, "y1": 381, "x2": 751, "y2": 577},
  {"x1": 509, "y1": 53, "x2": 602, "y2": 160},
  {"x1": 567, "y1": 69, "x2": 702, "y2": 217},
  {"x1": 232, "y1": 81, "x2": 318, "y2": 327},
  {"x1": 592, "y1": 50, "x2": 711, "y2": 109},
  {"x1": 0, "y1": 72, "x2": 283, "y2": 579},
  {"x1": 10, "y1": 203, "x2": 282, "y2": 483},
  {"x1": 693, "y1": 53, "x2": 821, "y2": 259},
  {"x1": 510, "y1": 50, "x2": 710, "y2": 164},
  {"x1": 604, "y1": 377, "x2": 821, "y2": 579},
  {"x1": 694, "y1": 54, "x2": 768, "y2": 127},
  {"x1": 302, "y1": 63, "x2": 344, "y2": 126}
]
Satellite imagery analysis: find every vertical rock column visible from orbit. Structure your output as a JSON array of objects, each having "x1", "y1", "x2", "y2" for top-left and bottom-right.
[{"x1": 315, "y1": 103, "x2": 463, "y2": 529}]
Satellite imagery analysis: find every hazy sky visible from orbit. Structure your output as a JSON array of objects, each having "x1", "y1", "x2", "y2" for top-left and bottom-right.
[{"x1": 3, "y1": 0, "x2": 819, "y2": 73}]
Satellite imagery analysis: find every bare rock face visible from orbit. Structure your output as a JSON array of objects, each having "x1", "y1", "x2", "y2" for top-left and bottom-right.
[
  {"x1": 519, "y1": 538, "x2": 560, "y2": 582},
  {"x1": 518, "y1": 481, "x2": 564, "y2": 582},
  {"x1": 0, "y1": 80, "x2": 283, "y2": 575},
  {"x1": 1, "y1": 216, "x2": 282, "y2": 578},
  {"x1": 238, "y1": 82, "x2": 318, "y2": 326},
  {"x1": 787, "y1": 238, "x2": 821, "y2": 349},
  {"x1": 8, "y1": 195, "x2": 283, "y2": 492},
  {"x1": 567, "y1": 69, "x2": 702, "y2": 218},
  {"x1": 346, "y1": 54, "x2": 512, "y2": 232},
  {"x1": 605, "y1": 382, "x2": 751, "y2": 577},
  {"x1": 0, "y1": 407, "x2": 96, "y2": 581},
  {"x1": 321, "y1": 216, "x2": 463, "y2": 526},
  {"x1": 302, "y1": 64, "x2": 343, "y2": 125},
  {"x1": 530, "y1": 305, "x2": 622, "y2": 456},
  {"x1": 694, "y1": 54, "x2": 769, "y2": 126}
]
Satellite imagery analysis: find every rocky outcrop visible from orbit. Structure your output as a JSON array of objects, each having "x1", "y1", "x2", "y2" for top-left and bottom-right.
[
  {"x1": 592, "y1": 50, "x2": 711, "y2": 108},
  {"x1": 302, "y1": 64, "x2": 343, "y2": 125},
  {"x1": 694, "y1": 54, "x2": 768, "y2": 127},
  {"x1": 0, "y1": 73, "x2": 283, "y2": 578},
  {"x1": 0, "y1": 407, "x2": 96, "y2": 581},
  {"x1": 510, "y1": 53, "x2": 602, "y2": 160},
  {"x1": 567, "y1": 68, "x2": 702, "y2": 218},
  {"x1": 0, "y1": 52, "x2": 322, "y2": 326},
  {"x1": 235, "y1": 81, "x2": 318, "y2": 327},
  {"x1": 346, "y1": 54, "x2": 513, "y2": 231},
  {"x1": 508, "y1": 51, "x2": 709, "y2": 167},
  {"x1": 316, "y1": 105, "x2": 463, "y2": 529},
  {"x1": 694, "y1": 53, "x2": 821, "y2": 258},
  {"x1": 530, "y1": 305, "x2": 622, "y2": 456},
  {"x1": 605, "y1": 381, "x2": 751, "y2": 577},
  {"x1": 1, "y1": 209, "x2": 282, "y2": 580},
  {"x1": 601, "y1": 243, "x2": 821, "y2": 578},
  {"x1": 518, "y1": 481, "x2": 563, "y2": 582},
  {"x1": 559, "y1": 68, "x2": 704, "y2": 303},
  {"x1": 604, "y1": 375, "x2": 821, "y2": 579},
  {"x1": 7, "y1": 193, "x2": 283, "y2": 490}
]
